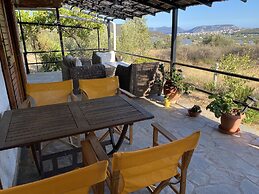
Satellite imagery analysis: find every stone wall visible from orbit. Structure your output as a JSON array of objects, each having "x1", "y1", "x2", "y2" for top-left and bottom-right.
[
  {"x1": 0, "y1": 63, "x2": 20, "y2": 188},
  {"x1": 130, "y1": 62, "x2": 161, "y2": 97}
]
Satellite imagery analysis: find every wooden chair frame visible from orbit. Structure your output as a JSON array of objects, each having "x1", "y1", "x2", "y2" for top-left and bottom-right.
[
  {"x1": 19, "y1": 91, "x2": 80, "y2": 175},
  {"x1": 82, "y1": 123, "x2": 197, "y2": 194}
]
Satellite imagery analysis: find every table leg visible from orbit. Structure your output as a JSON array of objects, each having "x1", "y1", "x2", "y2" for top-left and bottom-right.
[
  {"x1": 108, "y1": 128, "x2": 116, "y2": 147},
  {"x1": 108, "y1": 124, "x2": 128, "y2": 156},
  {"x1": 30, "y1": 143, "x2": 43, "y2": 176}
]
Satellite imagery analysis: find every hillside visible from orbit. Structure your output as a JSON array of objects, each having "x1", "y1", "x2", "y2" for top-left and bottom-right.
[
  {"x1": 149, "y1": 26, "x2": 185, "y2": 34},
  {"x1": 187, "y1": 24, "x2": 240, "y2": 33},
  {"x1": 238, "y1": 28, "x2": 259, "y2": 34},
  {"x1": 147, "y1": 24, "x2": 241, "y2": 34}
]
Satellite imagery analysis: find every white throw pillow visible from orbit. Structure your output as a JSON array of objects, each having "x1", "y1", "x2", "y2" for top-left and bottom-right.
[
  {"x1": 96, "y1": 51, "x2": 116, "y2": 63},
  {"x1": 75, "y1": 57, "x2": 82, "y2": 66}
]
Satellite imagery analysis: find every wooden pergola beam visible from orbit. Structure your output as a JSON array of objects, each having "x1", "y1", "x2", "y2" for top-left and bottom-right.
[
  {"x1": 195, "y1": 0, "x2": 212, "y2": 7},
  {"x1": 132, "y1": 0, "x2": 171, "y2": 13},
  {"x1": 14, "y1": 0, "x2": 62, "y2": 8},
  {"x1": 158, "y1": 0, "x2": 186, "y2": 10}
]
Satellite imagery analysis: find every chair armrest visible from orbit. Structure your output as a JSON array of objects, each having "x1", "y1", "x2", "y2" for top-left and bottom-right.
[
  {"x1": 81, "y1": 90, "x2": 89, "y2": 101},
  {"x1": 118, "y1": 88, "x2": 136, "y2": 98},
  {"x1": 82, "y1": 132, "x2": 112, "y2": 179},
  {"x1": 18, "y1": 97, "x2": 32, "y2": 109},
  {"x1": 152, "y1": 122, "x2": 177, "y2": 146},
  {"x1": 70, "y1": 93, "x2": 80, "y2": 102}
]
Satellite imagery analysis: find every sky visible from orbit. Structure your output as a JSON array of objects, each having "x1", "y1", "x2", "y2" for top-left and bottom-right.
[{"x1": 115, "y1": 0, "x2": 259, "y2": 30}]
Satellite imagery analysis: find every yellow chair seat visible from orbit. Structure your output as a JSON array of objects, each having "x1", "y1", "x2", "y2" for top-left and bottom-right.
[
  {"x1": 79, "y1": 76, "x2": 119, "y2": 99},
  {"x1": 112, "y1": 131, "x2": 200, "y2": 193},
  {"x1": 0, "y1": 161, "x2": 108, "y2": 194},
  {"x1": 26, "y1": 80, "x2": 73, "y2": 106}
]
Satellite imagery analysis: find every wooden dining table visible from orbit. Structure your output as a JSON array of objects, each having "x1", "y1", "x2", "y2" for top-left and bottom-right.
[{"x1": 0, "y1": 95, "x2": 154, "y2": 177}]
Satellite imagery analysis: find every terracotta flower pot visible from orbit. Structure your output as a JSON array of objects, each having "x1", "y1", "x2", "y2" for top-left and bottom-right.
[
  {"x1": 188, "y1": 109, "x2": 201, "y2": 117},
  {"x1": 219, "y1": 113, "x2": 245, "y2": 134},
  {"x1": 163, "y1": 81, "x2": 181, "y2": 103},
  {"x1": 164, "y1": 80, "x2": 174, "y2": 96}
]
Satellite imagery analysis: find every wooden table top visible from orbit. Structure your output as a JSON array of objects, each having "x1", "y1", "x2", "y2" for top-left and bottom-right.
[{"x1": 0, "y1": 95, "x2": 153, "y2": 151}]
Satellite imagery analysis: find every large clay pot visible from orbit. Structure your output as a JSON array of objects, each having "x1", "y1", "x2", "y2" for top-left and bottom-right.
[
  {"x1": 163, "y1": 80, "x2": 181, "y2": 103},
  {"x1": 219, "y1": 113, "x2": 245, "y2": 134},
  {"x1": 163, "y1": 80, "x2": 174, "y2": 96},
  {"x1": 168, "y1": 90, "x2": 181, "y2": 103}
]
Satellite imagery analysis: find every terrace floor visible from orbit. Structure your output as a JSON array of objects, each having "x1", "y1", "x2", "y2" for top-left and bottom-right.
[{"x1": 19, "y1": 72, "x2": 259, "y2": 194}]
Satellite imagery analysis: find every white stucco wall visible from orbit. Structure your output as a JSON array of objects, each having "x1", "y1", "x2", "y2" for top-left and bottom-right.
[{"x1": 0, "y1": 63, "x2": 20, "y2": 188}]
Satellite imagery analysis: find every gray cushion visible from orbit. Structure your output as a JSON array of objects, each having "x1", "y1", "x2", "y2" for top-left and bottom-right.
[
  {"x1": 105, "y1": 65, "x2": 116, "y2": 77},
  {"x1": 80, "y1": 57, "x2": 92, "y2": 67},
  {"x1": 70, "y1": 64, "x2": 106, "y2": 94},
  {"x1": 62, "y1": 56, "x2": 76, "y2": 80},
  {"x1": 92, "y1": 51, "x2": 101, "y2": 65},
  {"x1": 63, "y1": 55, "x2": 76, "y2": 68}
]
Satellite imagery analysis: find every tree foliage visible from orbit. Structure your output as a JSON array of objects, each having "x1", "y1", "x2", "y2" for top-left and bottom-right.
[
  {"x1": 202, "y1": 35, "x2": 234, "y2": 47},
  {"x1": 219, "y1": 54, "x2": 255, "y2": 102},
  {"x1": 117, "y1": 18, "x2": 152, "y2": 62},
  {"x1": 16, "y1": 8, "x2": 107, "y2": 71}
]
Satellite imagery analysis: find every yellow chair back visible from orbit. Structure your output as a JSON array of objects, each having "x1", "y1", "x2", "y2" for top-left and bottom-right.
[
  {"x1": 0, "y1": 161, "x2": 108, "y2": 194},
  {"x1": 26, "y1": 80, "x2": 73, "y2": 106},
  {"x1": 112, "y1": 131, "x2": 200, "y2": 194},
  {"x1": 79, "y1": 76, "x2": 119, "y2": 99}
]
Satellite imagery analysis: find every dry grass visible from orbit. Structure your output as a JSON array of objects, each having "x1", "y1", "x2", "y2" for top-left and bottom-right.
[{"x1": 149, "y1": 46, "x2": 259, "y2": 97}]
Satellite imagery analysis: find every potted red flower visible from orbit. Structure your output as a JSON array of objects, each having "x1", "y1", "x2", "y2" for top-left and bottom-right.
[{"x1": 163, "y1": 69, "x2": 193, "y2": 103}]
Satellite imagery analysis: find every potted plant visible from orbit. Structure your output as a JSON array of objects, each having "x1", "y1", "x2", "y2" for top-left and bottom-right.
[
  {"x1": 206, "y1": 93, "x2": 244, "y2": 134},
  {"x1": 163, "y1": 69, "x2": 193, "y2": 103},
  {"x1": 188, "y1": 105, "x2": 202, "y2": 117}
]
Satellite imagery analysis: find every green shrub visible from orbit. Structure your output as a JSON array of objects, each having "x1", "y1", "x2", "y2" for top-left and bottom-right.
[
  {"x1": 243, "y1": 109, "x2": 259, "y2": 124},
  {"x1": 202, "y1": 35, "x2": 234, "y2": 47},
  {"x1": 40, "y1": 52, "x2": 62, "y2": 72},
  {"x1": 219, "y1": 54, "x2": 255, "y2": 101}
]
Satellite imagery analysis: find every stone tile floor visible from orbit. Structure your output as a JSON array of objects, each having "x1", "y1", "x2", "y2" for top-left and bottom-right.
[
  {"x1": 22, "y1": 72, "x2": 259, "y2": 193},
  {"x1": 17, "y1": 95, "x2": 259, "y2": 194}
]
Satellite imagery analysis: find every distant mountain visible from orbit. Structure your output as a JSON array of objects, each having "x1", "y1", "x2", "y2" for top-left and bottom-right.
[
  {"x1": 148, "y1": 25, "x2": 241, "y2": 34},
  {"x1": 186, "y1": 25, "x2": 240, "y2": 33},
  {"x1": 238, "y1": 28, "x2": 259, "y2": 35},
  {"x1": 116, "y1": 24, "x2": 242, "y2": 35},
  {"x1": 149, "y1": 26, "x2": 185, "y2": 34}
]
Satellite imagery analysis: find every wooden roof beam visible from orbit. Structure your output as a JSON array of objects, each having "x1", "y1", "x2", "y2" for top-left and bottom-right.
[
  {"x1": 194, "y1": 0, "x2": 212, "y2": 7},
  {"x1": 158, "y1": 0, "x2": 186, "y2": 10},
  {"x1": 14, "y1": 0, "x2": 62, "y2": 8},
  {"x1": 132, "y1": 0, "x2": 171, "y2": 13}
]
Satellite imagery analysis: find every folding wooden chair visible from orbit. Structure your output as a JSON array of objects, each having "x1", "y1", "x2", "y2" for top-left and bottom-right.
[
  {"x1": 21, "y1": 80, "x2": 79, "y2": 173},
  {"x1": 24, "y1": 80, "x2": 76, "y2": 107},
  {"x1": 81, "y1": 123, "x2": 200, "y2": 194},
  {"x1": 0, "y1": 161, "x2": 108, "y2": 194},
  {"x1": 79, "y1": 76, "x2": 135, "y2": 145}
]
